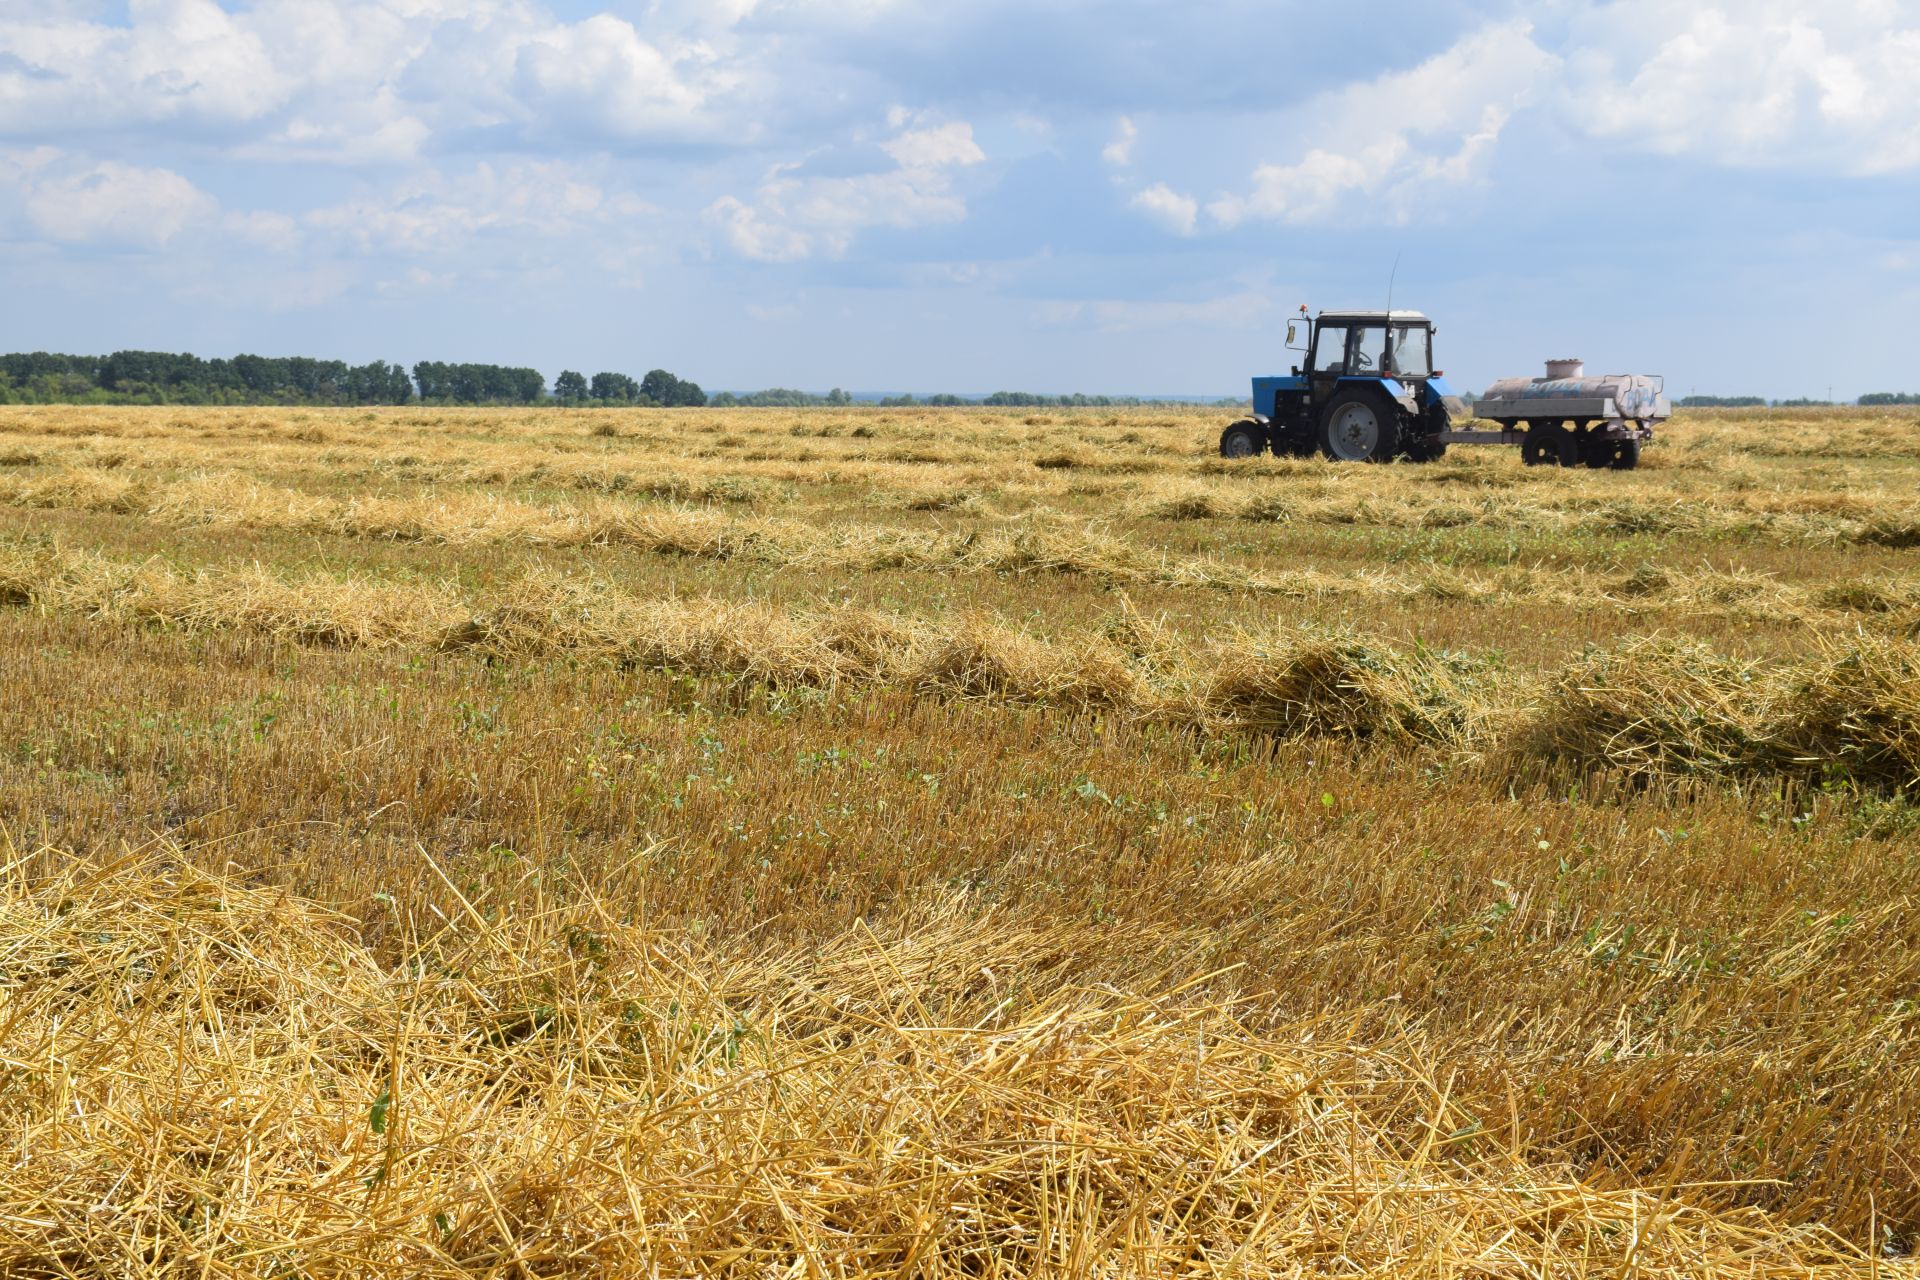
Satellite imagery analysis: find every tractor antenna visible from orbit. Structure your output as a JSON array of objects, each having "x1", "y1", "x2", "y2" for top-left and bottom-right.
[{"x1": 1385, "y1": 251, "x2": 1401, "y2": 318}]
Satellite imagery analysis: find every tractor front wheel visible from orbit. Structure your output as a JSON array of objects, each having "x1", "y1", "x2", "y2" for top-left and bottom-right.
[
  {"x1": 1318, "y1": 391, "x2": 1401, "y2": 463},
  {"x1": 1219, "y1": 420, "x2": 1267, "y2": 459}
]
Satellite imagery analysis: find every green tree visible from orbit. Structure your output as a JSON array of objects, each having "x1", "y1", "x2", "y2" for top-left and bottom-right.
[
  {"x1": 590, "y1": 371, "x2": 638, "y2": 403},
  {"x1": 639, "y1": 368, "x2": 677, "y2": 405},
  {"x1": 639, "y1": 368, "x2": 706, "y2": 407},
  {"x1": 554, "y1": 370, "x2": 588, "y2": 403}
]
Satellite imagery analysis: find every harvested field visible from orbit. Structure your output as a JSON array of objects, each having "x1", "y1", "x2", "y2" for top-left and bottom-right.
[{"x1": 2, "y1": 402, "x2": 1918, "y2": 1277}]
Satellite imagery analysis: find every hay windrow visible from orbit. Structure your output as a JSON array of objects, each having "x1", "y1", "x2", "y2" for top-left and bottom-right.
[
  {"x1": 12, "y1": 466, "x2": 1920, "y2": 632},
  {"x1": 0, "y1": 854, "x2": 1893, "y2": 1278},
  {"x1": 1518, "y1": 634, "x2": 1920, "y2": 789},
  {"x1": 1778, "y1": 635, "x2": 1920, "y2": 789},
  {"x1": 1516, "y1": 637, "x2": 1778, "y2": 777},
  {"x1": 1196, "y1": 629, "x2": 1502, "y2": 746},
  {"x1": 4, "y1": 540, "x2": 1919, "y2": 790}
]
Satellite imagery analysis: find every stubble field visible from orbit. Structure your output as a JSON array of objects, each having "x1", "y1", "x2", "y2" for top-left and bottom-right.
[{"x1": 2, "y1": 401, "x2": 1918, "y2": 1277}]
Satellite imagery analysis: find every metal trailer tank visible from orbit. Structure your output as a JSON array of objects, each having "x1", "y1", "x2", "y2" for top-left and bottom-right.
[{"x1": 1466, "y1": 360, "x2": 1672, "y2": 469}]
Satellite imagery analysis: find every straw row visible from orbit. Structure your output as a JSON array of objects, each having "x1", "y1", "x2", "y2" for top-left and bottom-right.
[
  {"x1": 8, "y1": 405, "x2": 1920, "y2": 546},
  {"x1": 3, "y1": 541, "x2": 1915, "y2": 790},
  {"x1": 5, "y1": 467, "x2": 1919, "y2": 621},
  {"x1": 0, "y1": 852, "x2": 1896, "y2": 1278},
  {"x1": 1132, "y1": 479, "x2": 1920, "y2": 547}
]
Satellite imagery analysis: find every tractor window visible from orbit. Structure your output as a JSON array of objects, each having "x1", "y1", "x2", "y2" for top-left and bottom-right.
[
  {"x1": 1312, "y1": 325, "x2": 1348, "y2": 374},
  {"x1": 1388, "y1": 325, "x2": 1431, "y2": 377},
  {"x1": 1347, "y1": 327, "x2": 1387, "y2": 375}
]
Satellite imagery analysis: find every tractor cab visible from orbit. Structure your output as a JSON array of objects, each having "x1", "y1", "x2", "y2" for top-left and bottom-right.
[
  {"x1": 1308, "y1": 312, "x2": 1433, "y2": 381},
  {"x1": 1226, "y1": 307, "x2": 1455, "y2": 463}
]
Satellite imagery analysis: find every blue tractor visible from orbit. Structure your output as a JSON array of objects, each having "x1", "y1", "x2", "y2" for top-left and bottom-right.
[{"x1": 1220, "y1": 307, "x2": 1458, "y2": 463}]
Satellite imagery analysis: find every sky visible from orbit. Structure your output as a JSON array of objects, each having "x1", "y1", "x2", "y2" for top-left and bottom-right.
[{"x1": 2, "y1": 0, "x2": 1918, "y2": 398}]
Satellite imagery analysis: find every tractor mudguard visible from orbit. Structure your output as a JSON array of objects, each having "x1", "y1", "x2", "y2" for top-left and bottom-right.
[{"x1": 1335, "y1": 376, "x2": 1416, "y2": 412}]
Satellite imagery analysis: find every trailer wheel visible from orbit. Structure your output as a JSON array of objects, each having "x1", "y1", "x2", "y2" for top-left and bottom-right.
[
  {"x1": 1579, "y1": 428, "x2": 1615, "y2": 469},
  {"x1": 1319, "y1": 390, "x2": 1401, "y2": 463},
  {"x1": 1521, "y1": 422, "x2": 1573, "y2": 467},
  {"x1": 1404, "y1": 435, "x2": 1448, "y2": 463},
  {"x1": 1611, "y1": 439, "x2": 1642, "y2": 471},
  {"x1": 1219, "y1": 420, "x2": 1267, "y2": 459},
  {"x1": 1521, "y1": 424, "x2": 1548, "y2": 466}
]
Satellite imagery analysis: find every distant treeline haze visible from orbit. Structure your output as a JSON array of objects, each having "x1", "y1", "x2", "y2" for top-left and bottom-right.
[
  {"x1": 1, "y1": 349, "x2": 1234, "y2": 409},
  {"x1": 0, "y1": 350, "x2": 706, "y2": 408},
  {"x1": 1679, "y1": 393, "x2": 1919, "y2": 407}
]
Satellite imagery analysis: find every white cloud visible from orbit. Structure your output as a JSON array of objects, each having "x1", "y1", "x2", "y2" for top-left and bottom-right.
[
  {"x1": 234, "y1": 91, "x2": 430, "y2": 165},
  {"x1": 708, "y1": 116, "x2": 986, "y2": 261},
  {"x1": 0, "y1": 0, "x2": 749, "y2": 155},
  {"x1": 1206, "y1": 22, "x2": 1552, "y2": 228},
  {"x1": 882, "y1": 120, "x2": 984, "y2": 169},
  {"x1": 1129, "y1": 182, "x2": 1195, "y2": 235},
  {"x1": 1102, "y1": 116, "x2": 1136, "y2": 167},
  {"x1": 708, "y1": 193, "x2": 812, "y2": 262},
  {"x1": 1562, "y1": 1, "x2": 1920, "y2": 174},
  {"x1": 305, "y1": 161, "x2": 652, "y2": 255},
  {"x1": 1, "y1": 146, "x2": 215, "y2": 246},
  {"x1": 0, "y1": 0, "x2": 288, "y2": 131},
  {"x1": 510, "y1": 13, "x2": 737, "y2": 141}
]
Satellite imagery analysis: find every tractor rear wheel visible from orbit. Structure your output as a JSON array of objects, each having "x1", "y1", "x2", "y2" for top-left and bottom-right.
[
  {"x1": 1219, "y1": 420, "x2": 1267, "y2": 459},
  {"x1": 1318, "y1": 391, "x2": 1401, "y2": 463}
]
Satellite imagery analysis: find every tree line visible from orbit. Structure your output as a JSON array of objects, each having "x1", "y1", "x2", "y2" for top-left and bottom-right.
[
  {"x1": 0, "y1": 350, "x2": 708, "y2": 407},
  {"x1": 552, "y1": 369, "x2": 707, "y2": 407},
  {"x1": 0, "y1": 351, "x2": 414, "y2": 406},
  {"x1": 1, "y1": 347, "x2": 1253, "y2": 409},
  {"x1": 1678, "y1": 394, "x2": 1918, "y2": 408},
  {"x1": 703, "y1": 389, "x2": 1207, "y2": 408},
  {"x1": 722, "y1": 390, "x2": 1231, "y2": 407},
  {"x1": 707, "y1": 387, "x2": 856, "y2": 408}
]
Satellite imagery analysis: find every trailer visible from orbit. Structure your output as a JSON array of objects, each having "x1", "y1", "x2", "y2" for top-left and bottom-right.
[{"x1": 1464, "y1": 360, "x2": 1670, "y2": 469}]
